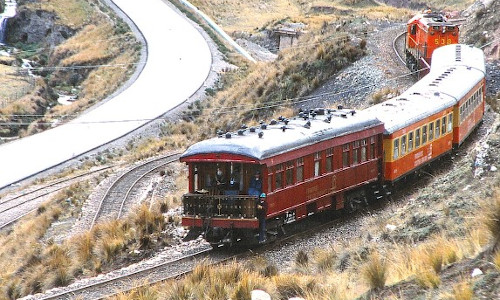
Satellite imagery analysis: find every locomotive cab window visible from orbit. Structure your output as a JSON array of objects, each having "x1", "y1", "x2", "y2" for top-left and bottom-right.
[{"x1": 410, "y1": 24, "x2": 417, "y2": 35}]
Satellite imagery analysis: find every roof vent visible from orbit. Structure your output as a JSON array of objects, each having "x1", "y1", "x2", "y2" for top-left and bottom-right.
[
  {"x1": 225, "y1": 132, "x2": 232, "y2": 139},
  {"x1": 284, "y1": 118, "x2": 289, "y2": 125},
  {"x1": 338, "y1": 105, "x2": 343, "y2": 110},
  {"x1": 324, "y1": 115, "x2": 332, "y2": 123},
  {"x1": 434, "y1": 92, "x2": 440, "y2": 96},
  {"x1": 281, "y1": 126, "x2": 287, "y2": 132},
  {"x1": 341, "y1": 114, "x2": 347, "y2": 118},
  {"x1": 249, "y1": 127, "x2": 256, "y2": 133},
  {"x1": 350, "y1": 110, "x2": 356, "y2": 116},
  {"x1": 237, "y1": 129, "x2": 245, "y2": 136},
  {"x1": 270, "y1": 119, "x2": 277, "y2": 125},
  {"x1": 241, "y1": 124, "x2": 248, "y2": 130},
  {"x1": 304, "y1": 121, "x2": 311, "y2": 129},
  {"x1": 258, "y1": 131, "x2": 264, "y2": 138},
  {"x1": 261, "y1": 124, "x2": 268, "y2": 130},
  {"x1": 315, "y1": 108, "x2": 325, "y2": 115},
  {"x1": 217, "y1": 130, "x2": 224, "y2": 137}
]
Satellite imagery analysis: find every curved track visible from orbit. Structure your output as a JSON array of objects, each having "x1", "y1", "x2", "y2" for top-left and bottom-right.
[
  {"x1": 91, "y1": 152, "x2": 181, "y2": 227},
  {"x1": 393, "y1": 31, "x2": 407, "y2": 66},
  {"x1": 0, "y1": 166, "x2": 114, "y2": 231}
]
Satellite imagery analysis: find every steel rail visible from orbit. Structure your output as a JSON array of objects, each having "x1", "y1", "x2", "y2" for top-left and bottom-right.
[
  {"x1": 117, "y1": 153, "x2": 181, "y2": 218},
  {"x1": 91, "y1": 152, "x2": 181, "y2": 228},
  {"x1": 392, "y1": 31, "x2": 407, "y2": 66}
]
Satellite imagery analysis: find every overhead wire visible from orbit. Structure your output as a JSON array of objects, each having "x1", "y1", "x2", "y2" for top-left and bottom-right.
[{"x1": 0, "y1": 66, "x2": 421, "y2": 126}]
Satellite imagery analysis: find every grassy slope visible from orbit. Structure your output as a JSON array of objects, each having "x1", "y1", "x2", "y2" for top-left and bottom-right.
[
  {"x1": 0, "y1": 0, "x2": 497, "y2": 299},
  {"x1": 0, "y1": 0, "x2": 140, "y2": 138}
]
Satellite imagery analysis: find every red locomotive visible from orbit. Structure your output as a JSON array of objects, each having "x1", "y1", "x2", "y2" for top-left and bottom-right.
[
  {"x1": 180, "y1": 44, "x2": 485, "y2": 246},
  {"x1": 406, "y1": 11, "x2": 459, "y2": 76}
]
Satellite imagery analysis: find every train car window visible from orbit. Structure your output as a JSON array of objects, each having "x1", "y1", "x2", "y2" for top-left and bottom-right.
[
  {"x1": 326, "y1": 148, "x2": 333, "y2": 173},
  {"x1": 393, "y1": 139, "x2": 399, "y2": 160},
  {"x1": 441, "y1": 117, "x2": 446, "y2": 134},
  {"x1": 435, "y1": 120, "x2": 441, "y2": 138},
  {"x1": 353, "y1": 141, "x2": 360, "y2": 165},
  {"x1": 275, "y1": 164, "x2": 283, "y2": 190},
  {"x1": 415, "y1": 128, "x2": 421, "y2": 148},
  {"x1": 314, "y1": 152, "x2": 321, "y2": 177},
  {"x1": 429, "y1": 122, "x2": 434, "y2": 141},
  {"x1": 361, "y1": 139, "x2": 367, "y2": 162},
  {"x1": 422, "y1": 125, "x2": 427, "y2": 144},
  {"x1": 447, "y1": 113, "x2": 453, "y2": 132},
  {"x1": 296, "y1": 158, "x2": 304, "y2": 182},
  {"x1": 370, "y1": 137, "x2": 376, "y2": 159},
  {"x1": 342, "y1": 144, "x2": 350, "y2": 168},
  {"x1": 401, "y1": 135, "x2": 407, "y2": 156},
  {"x1": 286, "y1": 161, "x2": 294, "y2": 186},
  {"x1": 408, "y1": 132, "x2": 414, "y2": 151},
  {"x1": 268, "y1": 170, "x2": 272, "y2": 193}
]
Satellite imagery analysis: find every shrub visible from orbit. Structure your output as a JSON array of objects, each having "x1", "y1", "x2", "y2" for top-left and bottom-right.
[
  {"x1": 232, "y1": 275, "x2": 252, "y2": 300},
  {"x1": 295, "y1": 250, "x2": 309, "y2": 267},
  {"x1": 415, "y1": 269, "x2": 440, "y2": 289},
  {"x1": 452, "y1": 281, "x2": 473, "y2": 300},
  {"x1": 484, "y1": 195, "x2": 500, "y2": 252},
  {"x1": 314, "y1": 248, "x2": 336, "y2": 272},
  {"x1": 362, "y1": 252, "x2": 387, "y2": 290}
]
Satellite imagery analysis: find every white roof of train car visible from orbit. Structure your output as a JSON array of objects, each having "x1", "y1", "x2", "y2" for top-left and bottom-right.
[
  {"x1": 364, "y1": 44, "x2": 485, "y2": 135},
  {"x1": 180, "y1": 109, "x2": 382, "y2": 161}
]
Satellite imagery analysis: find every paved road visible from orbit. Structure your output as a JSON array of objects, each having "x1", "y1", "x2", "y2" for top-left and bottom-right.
[{"x1": 0, "y1": 0, "x2": 211, "y2": 189}]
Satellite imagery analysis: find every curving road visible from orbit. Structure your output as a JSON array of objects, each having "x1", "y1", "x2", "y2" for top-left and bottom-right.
[{"x1": 0, "y1": 0, "x2": 211, "y2": 189}]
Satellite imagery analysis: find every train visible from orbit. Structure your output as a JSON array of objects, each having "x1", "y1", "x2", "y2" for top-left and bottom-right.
[
  {"x1": 179, "y1": 44, "x2": 485, "y2": 247},
  {"x1": 406, "y1": 11, "x2": 459, "y2": 76}
]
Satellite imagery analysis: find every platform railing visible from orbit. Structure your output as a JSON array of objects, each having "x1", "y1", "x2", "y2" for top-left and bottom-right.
[{"x1": 183, "y1": 194, "x2": 258, "y2": 218}]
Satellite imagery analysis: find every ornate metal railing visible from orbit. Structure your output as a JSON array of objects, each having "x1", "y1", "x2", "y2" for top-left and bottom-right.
[{"x1": 183, "y1": 194, "x2": 258, "y2": 218}]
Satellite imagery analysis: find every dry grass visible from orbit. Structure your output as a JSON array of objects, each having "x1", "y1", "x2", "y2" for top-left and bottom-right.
[
  {"x1": 362, "y1": 252, "x2": 387, "y2": 290},
  {"x1": 483, "y1": 194, "x2": 500, "y2": 251},
  {"x1": 24, "y1": 0, "x2": 95, "y2": 28},
  {"x1": 451, "y1": 280, "x2": 474, "y2": 300}
]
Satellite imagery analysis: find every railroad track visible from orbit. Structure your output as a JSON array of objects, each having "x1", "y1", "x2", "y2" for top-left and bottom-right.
[
  {"x1": 0, "y1": 166, "x2": 114, "y2": 231},
  {"x1": 90, "y1": 152, "x2": 181, "y2": 227},
  {"x1": 33, "y1": 203, "x2": 354, "y2": 300},
  {"x1": 26, "y1": 112, "x2": 496, "y2": 299},
  {"x1": 392, "y1": 31, "x2": 406, "y2": 66}
]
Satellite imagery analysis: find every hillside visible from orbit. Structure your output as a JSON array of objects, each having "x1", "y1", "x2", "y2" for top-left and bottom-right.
[{"x1": 0, "y1": 0, "x2": 499, "y2": 299}]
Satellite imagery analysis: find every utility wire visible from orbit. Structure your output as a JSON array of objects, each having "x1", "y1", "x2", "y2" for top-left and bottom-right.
[{"x1": 0, "y1": 67, "x2": 421, "y2": 125}]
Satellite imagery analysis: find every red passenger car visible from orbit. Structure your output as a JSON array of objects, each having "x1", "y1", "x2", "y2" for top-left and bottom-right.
[
  {"x1": 180, "y1": 108, "x2": 384, "y2": 245},
  {"x1": 406, "y1": 11, "x2": 459, "y2": 76}
]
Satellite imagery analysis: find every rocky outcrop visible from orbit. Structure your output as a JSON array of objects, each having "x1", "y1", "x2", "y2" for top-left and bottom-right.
[{"x1": 6, "y1": 7, "x2": 75, "y2": 47}]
